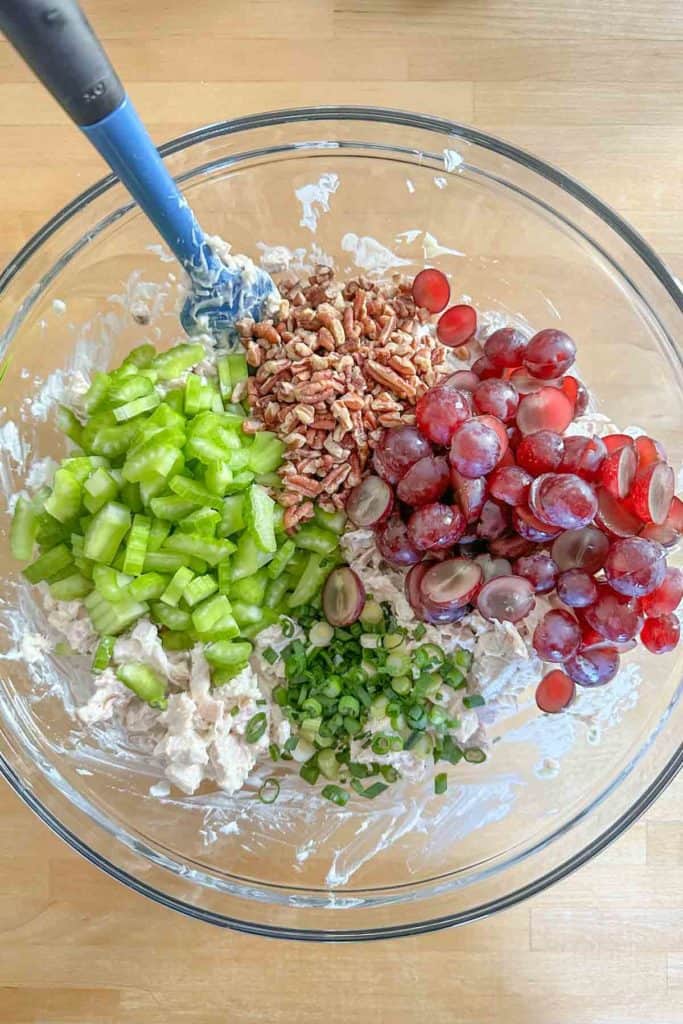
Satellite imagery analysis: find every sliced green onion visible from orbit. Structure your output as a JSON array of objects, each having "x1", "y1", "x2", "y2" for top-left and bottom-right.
[
  {"x1": 262, "y1": 646, "x2": 278, "y2": 665},
  {"x1": 257, "y1": 777, "x2": 280, "y2": 804},
  {"x1": 350, "y1": 780, "x2": 388, "y2": 800},
  {"x1": 463, "y1": 694, "x2": 485, "y2": 709},
  {"x1": 464, "y1": 747, "x2": 486, "y2": 763},
  {"x1": 245, "y1": 711, "x2": 267, "y2": 744},
  {"x1": 434, "y1": 772, "x2": 448, "y2": 795},
  {"x1": 92, "y1": 634, "x2": 115, "y2": 672}
]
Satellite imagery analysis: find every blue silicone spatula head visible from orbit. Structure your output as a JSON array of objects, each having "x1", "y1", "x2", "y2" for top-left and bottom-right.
[{"x1": 0, "y1": 0, "x2": 279, "y2": 341}]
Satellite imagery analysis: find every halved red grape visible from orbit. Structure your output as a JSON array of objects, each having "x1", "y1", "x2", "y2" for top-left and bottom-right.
[
  {"x1": 407, "y1": 502, "x2": 466, "y2": 551},
  {"x1": 449, "y1": 418, "x2": 503, "y2": 478},
  {"x1": 604, "y1": 536, "x2": 666, "y2": 597},
  {"x1": 489, "y1": 465, "x2": 533, "y2": 506},
  {"x1": 599, "y1": 445, "x2": 637, "y2": 500},
  {"x1": 583, "y1": 583, "x2": 644, "y2": 643},
  {"x1": 529, "y1": 473, "x2": 598, "y2": 530},
  {"x1": 375, "y1": 516, "x2": 421, "y2": 567},
  {"x1": 512, "y1": 504, "x2": 562, "y2": 543},
  {"x1": 565, "y1": 645, "x2": 620, "y2": 687},
  {"x1": 513, "y1": 552, "x2": 559, "y2": 594},
  {"x1": 372, "y1": 425, "x2": 432, "y2": 485},
  {"x1": 478, "y1": 413, "x2": 510, "y2": 455},
  {"x1": 420, "y1": 558, "x2": 483, "y2": 609},
  {"x1": 322, "y1": 567, "x2": 365, "y2": 627},
  {"x1": 536, "y1": 670, "x2": 576, "y2": 712},
  {"x1": 412, "y1": 268, "x2": 450, "y2": 313},
  {"x1": 444, "y1": 369, "x2": 480, "y2": 392},
  {"x1": 664, "y1": 495, "x2": 683, "y2": 533},
  {"x1": 484, "y1": 327, "x2": 528, "y2": 370},
  {"x1": 405, "y1": 561, "x2": 430, "y2": 616},
  {"x1": 509, "y1": 368, "x2": 557, "y2": 395},
  {"x1": 416, "y1": 385, "x2": 471, "y2": 446},
  {"x1": 516, "y1": 430, "x2": 565, "y2": 476},
  {"x1": 437, "y1": 304, "x2": 477, "y2": 347},
  {"x1": 641, "y1": 566, "x2": 683, "y2": 617},
  {"x1": 471, "y1": 356, "x2": 499, "y2": 381},
  {"x1": 476, "y1": 499, "x2": 510, "y2": 540},
  {"x1": 634, "y1": 435, "x2": 666, "y2": 471},
  {"x1": 640, "y1": 523, "x2": 678, "y2": 548},
  {"x1": 533, "y1": 609, "x2": 581, "y2": 662},
  {"x1": 559, "y1": 375, "x2": 588, "y2": 417},
  {"x1": 476, "y1": 574, "x2": 535, "y2": 623},
  {"x1": 640, "y1": 613, "x2": 680, "y2": 654},
  {"x1": 450, "y1": 467, "x2": 488, "y2": 522},
  {"x1": 473, "y1": 379, "x2": 519, "y2": 422},
  {"x1": 489, "y1": 534, "x2": 535, "y2": 560},
  {"x1": 516, "y1": 387, "x2": 574, "y2": 435},
  {"x1": 551, "y1": 525, "x2": 609, "y2": 573},
  {"x1": 602, "y1": 433, "x2": 634, "y2": 454},
  {"x1": 560, "y1": 435, "x2": 607, "y2": 481},
  {"x1": 628, "y1": 462, "x2": 675, "y2": 525},
  {"x1": 474, "y1": 554, "x2": 513, "y2": 581},
  {"x1": 523, "y1": 329, "x2": 576, "y2": 380},
  {"x1": 396, "y1": 455, "x2": 450, "y2": 506},
  {"x1": 595, "y1": 486, "x2": 642, "y2": 538},
  {"x1": 556, "y1": 569, "x2": 598, "y2": 608},
  {"x1": 346, "y1": 476, "x2": 394, "y2": 528}
]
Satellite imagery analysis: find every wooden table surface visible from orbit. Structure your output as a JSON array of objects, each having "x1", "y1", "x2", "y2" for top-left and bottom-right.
[{"x1": 1, "y1": 2, "x2": 681, "y2": 1021}]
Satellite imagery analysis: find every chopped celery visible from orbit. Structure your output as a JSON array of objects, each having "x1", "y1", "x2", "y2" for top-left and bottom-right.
[
  {"x1": 128, "y1": 572, "x2": 168, "y2": 602},
  {"x1": 143, "y1": 551, "x2": 190, "y2": 574},
  {"x1": 84, "y1": 591, "x2": 148, "y2": 635},
  {"x1": 147, "y1": 518, "x2": 171, "y2": 552},
  {"x1": 56, "y1": 405, "x2": 83, "y2": 445},
  {"x1": 240, "y1": 610, "x2": 280, "y2": 639},
  {"x1": 92, "y1": 634, "x2": 115, "y2": 672},
  {"x1": 217, "y1": 561, "x2": 232, "y2": 595},
  {"x1": 244, "y1": 484, "x2": 277, "y2": 553},
  {"x1": 123, "y1": 442, "x2": 182, "y2": 484},
  {"x1": 161, "y1": 630, "x2": 195, "y2": 651},
  {"x1": 247, "y1": 431, "x2": 284, "y2": 474},
  {"x1": 44, "y1": 468, "x2": 82, "y2": 524},
  {"x1": 264, "y1": 573, "x2": 290, "y2": 609},
  {"x1": 218, "y1": 494, "x2": 245, "y2": 536},
  {"x1": 191, "y1": 594, "x2": 233, "y2": 634},
  {"x1": 83, "y1": 467, "x2": 119, "y2": 514},
  {"x1": 122, "y1": 514, "x2": 151, "y2": 575},
  {"x1": 226, "y1": 353, "x2": 248, "y2": 385},
  {"x1": 49, "y1": 572, "x2": 92, "y2": 601},
  {"x1": 293, "y1": 523, "x2": 339, "y2": 555},
  {"x1": 204, "y1": 461, "x2": 233, "y2": 497},
  {"x1": 83, "y1": 372, "x2": 110, "y2": 413},
  {"x1": 231, "y1": 601, "x2": 263, "y2": 627},
  {"x1": 212, "y1": 663, "x2": 250, "y2": 686},
  {"x1": 23, "y1": 543, "x2": 73, "y2": 584},
  {"x1": 83, "y1": 502, "x2": 131, "y2": 564},
  {"x1": 230, "y1": 531, "x2": 275, "y2": 580},
  {"x1": 150, "y1": 602, "x2": 192, "y2": 631},
  {"x1": 178, "y1": 507, "x2": 220, "y2": 536},
  {"x1": 163, "y1": 388, "x2": 184, "y2": 414},
  {"x1": 204, "y1": 639, "x2": 253, "y2": 668},
  {"x1": 224, "y1": 470, "x2": 255, "y2": 494},
  {"x1": 161, "y1": 566, "x2": 194, "y2": 607},
  {"x1": 113, "y1": 392, "x2": 160, "y2": 422},
  {"x1": 116, "y1": 662, "x2": 167, "y2": 709},
  {"x1": 216, "y1": 356, "x2": 232, "y2": 400},
  {"x1": 287, "y1": 552, "x2": 329, "y2": 608},
  {"x1": 183, "y1": 574, "x2": 218, "y2": 607},
  {"x1": 109, "y1": 374, "x2": 154, "y2": 406},
  {"x1": 168, "y1": 474, "x2": 223, "y2": 511},
  {"x1": 254, "y1": 472, "x2": 282, "y2": 489},
  {"x1": 184, "y1": 373, "x2": 203, "y2": 415},
  {"x1": 88, "y1": 420, "x2": 141, "y2": 459},
  {"x1": 163, "y1": 532, "x2": 235, "y2": 567},
  {"x1": 185, "y1": 435, "x2": 234, "y2": 465},
  {"x1": 123, "y1": 342, "x2": 156, "y2": 369},
  {"x1": 62, "y1": 455, "x2": 109, "y2": 483},
  {"x1": 230, "y1": 569, "x2": 268, "y2": 606},
  {"x1": 313, "y1": 506, "x2": 347, "y2": 534},
  {"x1": 120, "y1": 481, "x2": 143, "y2": 514},
  {"x1": 149, "y1": 495, "x2": 199, "y2": 521},
  {"x1": 152, "y1": 342, "x2": 204, "y2": 381},
  {"x1": 139, "y1": 473, "x2": 167, "y2": 506},
  {"x1": 10, "y1": 496, "x2": 40, "y2": 561},
  {"x1": 147, "y1": 402, "x2": 185, "y2": 432},
  {"x1": 266, "y1": 539, "x2": 296, "y2": 580},
  {"x1": 92, "y1": 564, "x2": 133, "y2": 602}
]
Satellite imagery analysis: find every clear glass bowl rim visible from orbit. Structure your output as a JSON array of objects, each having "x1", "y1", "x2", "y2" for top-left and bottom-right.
[{"x1": 0, "y1": 105, "x2": 680, "y2": 940}]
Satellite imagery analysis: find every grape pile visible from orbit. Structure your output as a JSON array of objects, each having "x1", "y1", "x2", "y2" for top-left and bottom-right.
[{"x1": 344, "y1": 269, "x2": 682, "y2": 715}]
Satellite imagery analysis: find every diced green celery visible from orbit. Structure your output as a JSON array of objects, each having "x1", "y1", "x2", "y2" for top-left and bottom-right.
[
  {"x1": 138, "y1": 473, "x2": 167, "y2": 506},
  {"x1": 122, "y1": 513, "x2": 151, "y2": 575},
  {"x1": 89, "y1": 420, "x2": 140, "y2": 459},
  {"x1": 70, "y1": 533, "x2": 85, "y2": 560},
  {"x1": 92, "y1": 564, "x2": 133, "y2": 602},
  {"x1": 178, "y1": 508, "x2": 220, "y2": 536},
  {"x1": 120, "y1": 481, "x2": 143, "y2": 513},
  {"x1": 92, "y1": 634, "x2": 115, "y2": 672},
  {"x1": 204, "y1": 639, "x2": 252, "y2": 668},
  {"x1": 144, "y1": 551, "x2": 189, "y2": 574},
  {"x1": 44, "y1": 469, "x2": 82, "y2": 524},
  {"x1": 116, "y1": 662, "x2": 167, "y2": 709},
  {"x1": 36, "y1": 514, "x2": 70, "y2": 549},
  {"x1": 216, "y1": 356, "x2": 232, "y2": 400},
  {"x1": 147, "y1": 518, "x2": 171, "y2": 552},
  {"x1": 191, "y1": 594, "x2": 233, "y2": 634},
  {"x1": 49, "y1": 572, "x2": 92, "y2": 601},
  {"x1": 123, "y1": 342, "x2": 156, "y2": 369},
  {"x1": 163, "y1": 388, "x2": 184, "y2": 414},
  {"x1": 113, "y1": 392, "x2": 160, "y2": 422},
  {"x1": 229, "y1": 531, "x2": 274, "y2": 581},
  {"x1": 204, "y1": 461, "x2": 233, "y2": 497},
  {"x1": 146, "y1": 402, "x2": 185, "y2": 431},
  {"x1": 272, "y1": 504, "x2": 285, "y2": 535},
  {"x1": 212, "y1": 664, "x2": 250, "y2": 686},
  {"x1": 161, "y1": 630, "x2": 195, "y2": 651},
  {"x1": 224, "y1": 403, "x2": 247, "y2": 419},
  {"x1": 83, "y1": 372, "x2": 110, "y2": 413},
  {"x1": 56, "y1": 405, "x2": 83, "y2": 445},
  {"x1": 287, "y1": 552, "x2": 329, "y2": 608},
  {"x1": 293, "y1": 523, "x2": 339, "y2": 555},
  {"x1": 149, "y1": 495, "x2": 199, "y2": 521},
  {"x1": 254, "y1": 472, "x2": 282, "y2": 490},
  {"x1": 128, "y1": 572, "x2": 168, "y2": 602},
  {"x1": 226, "y1": 353, "x2": 248, "y2": 385},
  {"x1": 150, "y1": 602, "x2": 192, "y2": 631},
  {"x1": 80, "y1": 409, "x2": 115, "y2": 452},
  {"x1": 109, "y1": 374, "x2": 155, "y2": 406},
  {"x1": 264, "y1": 573, "x2": 290, "y2": 609},
  {"x1": 231, "y1": 601, "x2": 264, "y2": 628},
  {"x1": 267, "y1": 539, "x2": 296, "y2": 580},
  {"x1": 123, "y1": 443, "x2": 182, "y2": 484},
  {"x1": 79, "y1": 513, "x2": 93, "y2": 534},
  {"x1": 247, "y1": 431, "x2": 284, "y2": 474},
  {"x1": 161, "y1": 566, "x2": 194, "y2": 607},
  {"x1": 163, "y1": 532, "x2": 235, "y2": 567},
  {"x1": 152, "y1": 342, "x2": 205, "y2": 381},
  {"x1": 313, "y1": 506, "x2": 347, "y2": 534},
  {"x1": 182, "y1": 574, "x2": 218, "y2": 607},
  {"x1": 224, "y1": 470, "x2": 255, "y2": 494},
  {"x1": 62, "y1": 455, "x2": 109, "y2": 483},
  {"x1": 168, "y1": 474, "x2": 223, "y2": 510},
  {"x1": 218, "y1": 494, "x2": 245, "y2": 537},
  {"x1": 244, "y1": 484, "x2": 277, "y2": 554},
  {"x1": 185, "y1": 435, "x2": 234, "y2": 465},
  {"x1": 10, "y1": 496, "x2": 40, "y2": 561},
  {"x1": 230, "y1": 569, "x2": 268, "y2": 606},
  {"x1": 217, "y1": 561, "x2": 232, "y2": 595},
  {"x1": 83, "y1": 502, "x2": 131, "y2": 564},
  {"x1": 239, "y1": 609, "x2": 279, "y2": 639},
  {"x1": 23, "y1": 542, "x2": 72, "y2": 584},
  {"x1": 84, "y1": 591, "x2": 148, "y2": 635},
  {"x1": 184, "y1": 373, "x2": 203, "y2": 415},
  {"x1": 83, "y1": 467, "x2": 119, "y2": 514}
]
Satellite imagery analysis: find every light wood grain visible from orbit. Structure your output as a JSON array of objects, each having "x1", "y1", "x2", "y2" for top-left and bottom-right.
[{"x1": 0, "y1": 1, "x2": 681, "y2": 1021}]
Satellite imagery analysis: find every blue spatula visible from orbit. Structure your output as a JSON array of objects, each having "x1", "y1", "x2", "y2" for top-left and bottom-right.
[{"x1": 0, "y1": 0, "x2": 279, "y2": 340}]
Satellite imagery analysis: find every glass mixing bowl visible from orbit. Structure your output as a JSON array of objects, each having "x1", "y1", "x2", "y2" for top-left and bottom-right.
[{"x1": 0, "y1": 108, "x2": 681, "y2": 940}]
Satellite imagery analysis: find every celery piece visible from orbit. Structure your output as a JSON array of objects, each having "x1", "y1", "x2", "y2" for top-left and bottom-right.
[
  {"x1": 150, "y1": 602, "x2": 192, "y2": 631},
  {"x1": 123, "y1": 342, "x2": 156, "y2": 369},
  {"x1": 239, "y1": 609, "x2": 279, "y2": 639},
  {"x1": 123, "y1": 443, "x2": 182, "y2": 484},
  {"x1": 139, "y1": 473, "x2": 168, "y2": 506},
  {"x1": 161, "y1": 630, "x2": 195, "y2": 651},
  {"x1": 161, "y1": 566, "x2": 194, "y2": 607},
  {"x1": 264, "y1": 573, "x2": 290, "y2": 609},
  {"x1": 293, "y1": 523, "x2": 339, "y2": 555},
  {"x1": 163, "y1": 532, "x2": 235, "y2": 567},
  {"x1": 92, "y1": 564, "x2": 133, "y2": 602},
  {"x1": 254, "y1": 472, "x2": 282, "y2": 490},
  {"x1": 204, "y1": 639, "x2": 253, "y2": 668},
  {"x1": 231, "y1": 601, "x2": 263, "y2": 628},
  {"x1": 62, "y1": 455, "x2": 109, "y2": 483},
  {"x1": 147, "y1": 518, "x2": 171, "y2": 552},
  {"x1": 84, "y1": 591, "x2": 149, "y2": 635},
  {"x1": 23, "y1": 542, "x2": 72, "y2": 584},
  {"x1": 185, "y1": 435, "x2": 233, "y2": 465},
  {"x1": 152, "y1": 342, "x2": 205, "y2": 381},
  {"x1": 244, "y1": 484, "x2": 277, "y2": 554},
  {"x1": 10, "y1": 496, "x2": 40, "y2": 561},
  {"x1": 89, "y1": 421, "x2": 140, "y2": 459},
  {"x1": 147, "y1": 402, "x2": 185, "y2": 432},
  {"x1": 224, "y1": 470, "x2": 255, "y2": 494},
  {"x1": 122, "y1": 514, "x2": 151, "y2": 576},
  {"x1": 56, "y1": 405, "x2": 83, "y2": 445},
  {"x1": 120, "y1": 481, "x2": 143, "y2": 514},
  {"x1": 211, "y1": 663, "x2": 250, "y2": 686},
  {"x1": 204, "y1": 461, "x2": 233, "y2": 497},
  {"x1": 217, "y1": 561, "x2": 232, "y2": 595},
  {"x1": 247, "y1": 432, "x2": 284, "y2": 475},
  {"x1": 267, "y1": 539, "x2": 296, "y2": 580},
  {"x1": 149, "y1": 495, "x2": 199, "y2": 521},
  {"x1": 230, "y1": 569, "x2": 268, "y2": 606},
  {"x1": 83, "y1": 372, "x2": 110, "y2": 414},
  {"x1": 272, "y1": 503, "x2": 285, "y2": 535},
  {"x1": 49, "y1": 572, "x2": 93, "y2": 601},
  {"x1": 229, "y1": 531, "x2": 275, "y2": 581},
  {"x1": 44, "y1": 468, "x2": 82, "y2": 524},
  {"x1": 216, "y1": 356, "x2": 232, "y2": 400},
  {"x1": 217, "y1": 494, "x2": 245, "y2": 537},
  {"x1": 92, "y1": 634, "x2": 115, "y2": 673},
  {"x1": 184, "y1": 374, "x2": 203, "y2": 415},
  {"x1": 109, "y1": 374, "x2": 154, "y2": 406},
  {"x1": 183, "y1": 574, "x2": 218, "y2": 608},
  {"x1": 128, "y1": 572, "x2": 168, "y2": 602},
  {"x1": 144, "y1": 551, "x2": 189, "y2": 574},
  {"x1": 168, "y1": 474, "x2": 223, "y2": 511},
  {"x1": 83, "y1": 467, "x2": 119, "y2": 514},
  {"x1": 113, "y1": 392, "x2": 160, "y2": 422},
  {"x1": 162, "y1": 388, "x2": 184, "y2": 414},
  {"x1": 313, "y1": 506, "x2": 347, "y2": 535},
  {"x1": 191, "y1": 594, "x2": 233, "y2": 634},
  {"x1": 287, "y1": 552, "x2": 328, "y2": 608},
  {"x1": 178, "y1": 507, "x2": 220, "y2": 536},
  {"x1": 224, "y1": 403, "x2": 247, "y2": 419},
  {"x1": 116, "y1": 662, "x2": 167, "y2": 709},
  {"x1": 36, "y1": 514, "x2": 70, "y2": 550},
  {"x1": 83, "y1": 502, "x2": 131, "y2": 564},
  {"x1": 226, "y1": 353, "x2": 248, "y2": 385}
]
